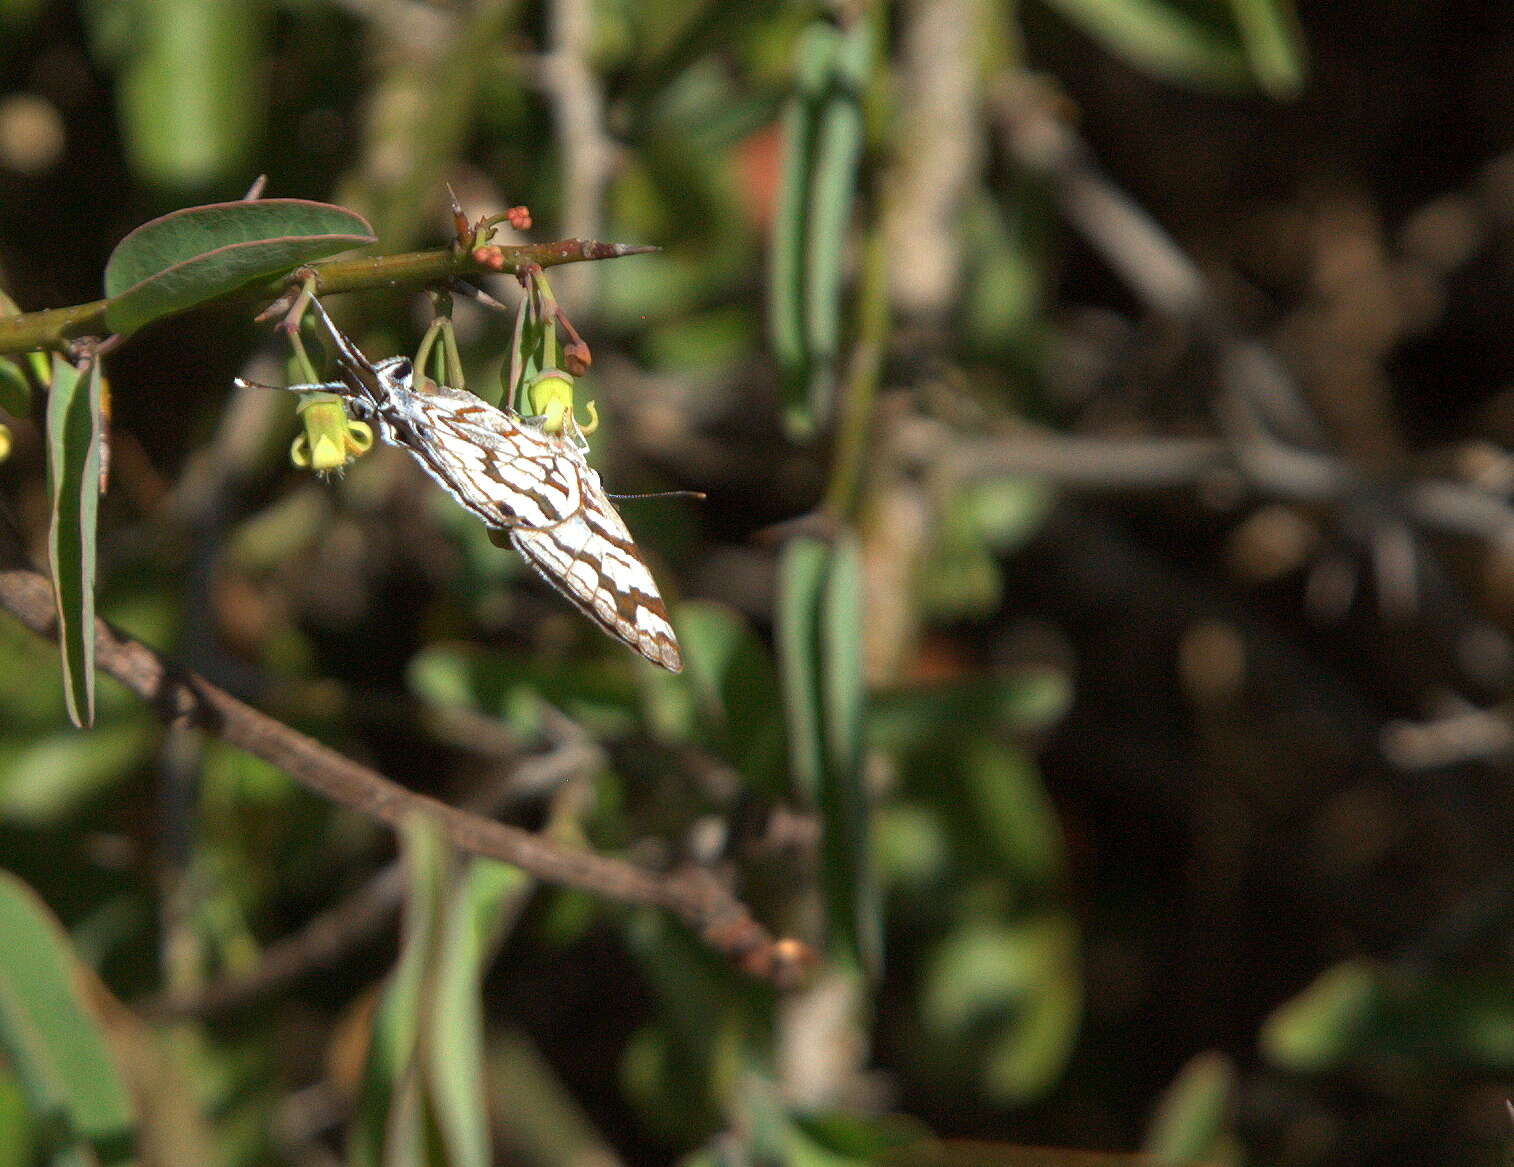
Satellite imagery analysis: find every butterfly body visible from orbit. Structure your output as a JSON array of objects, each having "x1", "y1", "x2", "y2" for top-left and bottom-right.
[{"x1": 239, "y1": 306, "x2": 682, "y2": 673}]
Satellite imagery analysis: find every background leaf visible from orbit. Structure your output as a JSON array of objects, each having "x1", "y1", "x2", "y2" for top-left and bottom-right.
[
  {"x1": 111, "y1": 0, "x2": 265, "y2": 189},
  {"x1": 0, "y1": 870, "x2": 135, "y2": 1164}
]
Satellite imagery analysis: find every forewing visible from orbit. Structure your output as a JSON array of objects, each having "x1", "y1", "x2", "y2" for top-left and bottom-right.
[
  {"x1": 384, "y1": 388, "x2": 682, "y2": 671},
  {"x1": 399, "y1": 394, "x2": 583, "y2": 531},
  {"x1": 509, "y1": 462, "x2": 683, "y2": 673}
]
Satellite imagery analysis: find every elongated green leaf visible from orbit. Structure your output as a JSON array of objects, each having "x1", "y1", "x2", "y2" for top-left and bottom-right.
[
  {"x1": 353, "y1": 817, "x2": 526, "y2": 1167},
  {"x1": 957, "y1": 740, "x2": 1066, "y2": 896},
  {"x1": 0, "y1": 870, "x2": 135, "y2": 1164},
  {"x1": 869, "y1": 672, "x2": 1073, "y2": 752},
  {"x1": 428, "y1": 859, "x2": 529, "y2": 1167},
  {"x1": 1228, "y1": 0, "x2": 1307, "y2": 97},
  {"x1": 921, "y1": 914, "x2": 1081, "y2": 1103},
  {"x1": 1259, "y1": 960, "x2": 1381, "y2": 1072},
  {"x1": 103, "y1": 200, "x2": 375, "y2": 336},
  {"x1": 486, "y1": 1029, "x2": 619, "y2": 1166},
  {"x1": 818, "y1": 534, "x2": 876, "y2": 974},
  {"x1": 777, "y1": 537, "x2": 830, "y2": 801},
  {"x1": 350, "y1": 815, "x2": 447, "y2": 1167},
  {"x1": 45, "y1": 355, "x2": 102, "y2": 729},
  {"x1": 777, "y1": 535, "x2": 876, "y2": 974},
  {"x1": 0, "y1": 722, "x2": 156, "y2": 824},
  {"x1": 770, "y1": 23, "x2": 838, "y2": 437},
  {"x1": 802, "y1": 19, "x2": 870, "y2": 429},
  {"x1": 1042, "y1": 0, "x2": 1253, "y2": 91}
]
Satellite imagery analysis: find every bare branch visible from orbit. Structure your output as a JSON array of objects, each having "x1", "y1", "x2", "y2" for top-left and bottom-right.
[{"x1": 0, "y1": 567, "x2": 813, "y2": 988}]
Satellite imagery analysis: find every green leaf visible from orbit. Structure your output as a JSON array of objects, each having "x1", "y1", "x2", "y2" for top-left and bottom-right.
[
  {"x1": 777, "y1": 537, "x2": 830, "y2": 802},
  {"x1": 956, "y1": 740, "x2": 1066, "y2": 897},
  {"x1": 869, "y1": 672, "x2": 1073, "y2": 752},
  {"x1": 1041, "y1": 0, "x2": 1254, "y2": 91},
  {"x1": 1228, "y1": 0, "x2": 1307, "y2": 97},
  {"x1": 45, "y1": 354, "x2": 103, "y2": 729},
  {"x1": 769, "y1": 23, "x2": 838, "y2": 437},
  {"x1": 352, "y1": 817, "x2": 527, "y2": 1167},
  {"x1": 801, "y1": 18, "x2": 871, "y2": 429},
  {"x1": 1144, "y1": 1050, "x2": 1235, "y2": 1163},
  {"x1": 485, "y1": 1029, "x2": 619, "y2": 1166},
  {"x1": 777, "y1": 535, "x2": 877, "y2": 975},
  {"x1": 427, "y1": 859, "x2": 529, "y2": 1167},
  {"x1": 113, "y1": 0, "x2": 265, "y2": 188},
  {"x1": 350, "y1": 815, "x2": 448, "y2": 1167},
  {"x1": 0, "y1": 870, "x2": 135, "y2": 1164},
  {"x1": 103, "y1": 200, "x2": 375, "y2": 336},
  {"x1": 0, "y1": 722, "x2": 156, "y2": 824},
  {"x1": 0, "y1": 357, "x2": 30, "y2": 418},
  {"x1": 818, "y1": 534, "x2": 877, "y2": 974}
]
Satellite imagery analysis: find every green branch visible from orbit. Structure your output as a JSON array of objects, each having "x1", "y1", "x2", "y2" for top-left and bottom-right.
[{"x1": 0, "y1": 238, "x2": 655, "y2": 355}]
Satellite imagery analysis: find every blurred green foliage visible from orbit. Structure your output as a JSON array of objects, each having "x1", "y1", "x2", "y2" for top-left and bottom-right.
[{"x1": 5, "y1": 0, "x2": 1508, "y2": 1165}]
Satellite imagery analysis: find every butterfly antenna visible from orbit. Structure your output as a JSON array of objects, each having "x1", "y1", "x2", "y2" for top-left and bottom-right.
[
  {"x1": 604, "y1": 489, "x2": 707, "y2": 502},
  {"x1": 303, "y1": 295, "x2": 387, "y2": 407}
]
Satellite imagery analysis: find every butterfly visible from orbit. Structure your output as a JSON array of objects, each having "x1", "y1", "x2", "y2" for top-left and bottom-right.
[{"x1": 236, "y1": 298, "x2": 683, "y2": 672}]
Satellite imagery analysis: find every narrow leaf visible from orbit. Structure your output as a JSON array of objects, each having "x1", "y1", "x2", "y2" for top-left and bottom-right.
[
  {"x1": 777, "y1": 535, "x2": 877, "y2": 975},
  {"x1": 769, "y1": 24, "x2": 838, "y2": 437},
  {"x1": 427, "y1": 859, "x2": 529, "y2": 1167},
  {"x1": 0, "y1": 870, "x2": 135, "y2": 1163},
  {"x1": 818, "y1": 533, "x2": 877, "y2": 974},
  {"x1": 802, "y1": 19, "x2": 871, "y2": 429},
  {"x1": 103, "y1": 199, "x2": 375, "y2": 335},
  {"x1": 676, "y1": 601, "x2": 786, "y2": 796},
  {"x1": 777, "y1": 537, "x2": 830, "y2": 801},
  {"x1": 350, "y1": 815, "x2": 447, "y2": 1167},
  {"x1": 45, "y1": 355, "x2": 102, "y2": 728}
]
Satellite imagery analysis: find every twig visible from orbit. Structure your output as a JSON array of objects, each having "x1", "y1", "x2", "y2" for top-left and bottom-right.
[
  {"x1": 992, "y1": 76, "x2": 1324, "y2": 450},
  {"x1": 0, "y1": 568, "x2": 812, "y2": 987},
  {"x1": 0, "y1": 238, "x2": 656, "y2": 355},
  {"x1": 990, "y1": 78, "x2": 1514, "y2": 547},
  {"x1": 144, "y1": 735, "x2": 602, "y2": 1018},
  {"x1": 900, "y1": 416, "x2": 1514, "y2": 546}
]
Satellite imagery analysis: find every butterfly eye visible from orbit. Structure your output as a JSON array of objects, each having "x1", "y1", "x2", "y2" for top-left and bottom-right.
[{"x1": 391, "y1": 358, "x2": 413, "y2": 383}]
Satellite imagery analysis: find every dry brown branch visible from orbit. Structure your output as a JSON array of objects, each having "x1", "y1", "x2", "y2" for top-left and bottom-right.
[
  {"x1": 0, "y1": 567, "x2": 813, "y2": 988},
  {"x1": 990, "y1": 78, "x2": 1514, "y2": 549},
  {"x1": 144, "y1": 736, "x2": 602, "y2": 1018}
]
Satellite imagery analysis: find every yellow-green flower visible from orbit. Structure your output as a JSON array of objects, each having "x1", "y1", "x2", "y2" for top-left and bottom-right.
[
  {"x1": 291, "y1": 394, "x2": 373, "y2": 472},
  {"x1": 525, "y1": 370, "x2": 597, "y2": 436}
]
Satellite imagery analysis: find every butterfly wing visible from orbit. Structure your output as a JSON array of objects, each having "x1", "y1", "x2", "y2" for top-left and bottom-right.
[
  {"x1": 507, "y1": 459, "x2": 683, "y2": 674},
  {"x1": 399, "y1": 391, "x2": 683, "y2": 672}
]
